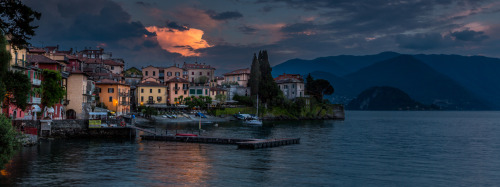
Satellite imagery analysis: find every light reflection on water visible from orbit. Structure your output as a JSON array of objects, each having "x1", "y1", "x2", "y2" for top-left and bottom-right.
[{"x1": 2, "y1": 111, "x2": 500, "y2": 186}]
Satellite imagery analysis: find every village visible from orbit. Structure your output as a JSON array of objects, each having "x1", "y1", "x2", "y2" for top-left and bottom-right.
[{"x1": 2, "y1": 42, "x2": 308, "y2": 122}]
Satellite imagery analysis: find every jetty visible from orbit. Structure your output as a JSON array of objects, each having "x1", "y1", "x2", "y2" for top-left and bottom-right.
[{"x1": 140, "y1": 135, "x2": 300, "y2": 149}]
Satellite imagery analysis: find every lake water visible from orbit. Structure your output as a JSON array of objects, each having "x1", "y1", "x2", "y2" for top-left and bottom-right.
[{"x1": 2, "y1": 111, "x2": 500, "y2": 186}]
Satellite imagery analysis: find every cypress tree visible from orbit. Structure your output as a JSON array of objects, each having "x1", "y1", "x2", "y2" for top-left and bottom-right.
[
  {"x1": 258, "y1": 50, "x2": 280, "y2": 106},
  {"x1": 248, "y1": 53, "x2": 260, "y2": 96}
]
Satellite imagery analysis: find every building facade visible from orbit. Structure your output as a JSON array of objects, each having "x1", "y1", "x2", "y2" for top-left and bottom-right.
[
  {"x1": 165, "y1": 77, "x2": 189, "y2": 105},
  {"x1": 274, "y1": 73, "x2": 305, "y2": 100},
  {"x1": 137, "y1": 81, "x2": 167, "y2": 106},
  {"x1": 223, "y1": 68, "x2": 250, "y2": 87},
  {"x1": 96, "y1": 79, "x2": 131, "y2": 115}
]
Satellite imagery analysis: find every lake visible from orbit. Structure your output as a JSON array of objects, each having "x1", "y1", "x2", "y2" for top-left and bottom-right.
[{"x1": 2, "y1": 111, "x2": 500, "y2": 186}]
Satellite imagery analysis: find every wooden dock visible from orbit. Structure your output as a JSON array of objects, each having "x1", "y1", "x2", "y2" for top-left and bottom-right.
[{"x1": 140, "y1": 135, "x2": 300, "y2": 149}]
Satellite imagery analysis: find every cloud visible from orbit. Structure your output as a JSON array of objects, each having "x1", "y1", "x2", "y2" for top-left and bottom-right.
[
  {"x1": 165, "y1": 21, "x2": 190, "y2": 31},
  {"x1": 239, "y1": 25, "x2": 258, "y2": 34},
  {"x1": 395, "y1": 33, "x2": 453, "y2": 50},
  {"x1": 206, "y1": 10, "x2": 243, "y2": 20},
  {"x1": 145, "y1": 26, "x2": 212, "y2": 56},
  {"x1": 450, "y1": 29, "x2": 489, "y2": 41}
]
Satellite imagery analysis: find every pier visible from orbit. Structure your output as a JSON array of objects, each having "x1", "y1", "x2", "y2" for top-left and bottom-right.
[{"x1": 140, "y1": 135, "x2": 300, "y2": 149}]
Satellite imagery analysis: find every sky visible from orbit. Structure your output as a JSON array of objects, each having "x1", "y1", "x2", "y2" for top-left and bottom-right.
[{"x1": 25, "y1": 0, "x2": 500, "y2": 74}]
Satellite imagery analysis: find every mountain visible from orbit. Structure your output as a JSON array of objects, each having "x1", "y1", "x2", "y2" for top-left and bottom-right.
[
  {"x1": 346, "y1": 86, "x2": 439, "y2": 110},
  {"x1": 272, "y1": 51, "x2": 400, "y2": 77},
  {"x1": 414, "y1": 54, "x2": 500, "y2": 109},
  {"x1": 314, "y1": 55, "x2": 488, "y2": 110}
]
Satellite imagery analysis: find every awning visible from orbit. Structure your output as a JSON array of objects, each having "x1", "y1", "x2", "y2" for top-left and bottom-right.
[{"x1": 32, "y1": 105, "x2": 41, "y2": 112}]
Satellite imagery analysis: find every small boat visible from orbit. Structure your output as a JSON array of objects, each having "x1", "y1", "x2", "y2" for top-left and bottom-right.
[
  {"x1": 244, "y1": 118, "x2": 262, "y2": 125},
  {"x1": 175, "y1": 133, "x2": 198, "y2": 137},
  {"x1": 243, "y1": 94, "x2": 262, "y2": 126}
]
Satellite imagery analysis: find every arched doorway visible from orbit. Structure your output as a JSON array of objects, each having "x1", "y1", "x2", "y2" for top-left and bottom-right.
[
  {"x1": 12, "y1": 110, "x2": 17, "y2": 119},
  {"x1": 67, "y1": 109, "x2": 76, "y2": 119}
]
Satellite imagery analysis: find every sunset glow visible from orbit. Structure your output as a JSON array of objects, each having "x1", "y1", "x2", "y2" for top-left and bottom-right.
[{"x1": 145, "y1": 26, "x2": 212, "y2": 56}]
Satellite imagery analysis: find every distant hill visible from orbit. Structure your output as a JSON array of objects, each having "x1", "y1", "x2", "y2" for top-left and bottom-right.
[
  {"x1": 272, "y1": 51, "x2": 400, "y2": 77},
  {"x1": 275, "y1": 52, "x2": 500, "y2": 110},
  {"x1": 346, "y1": 86, "x2": 438, "y2": 110}
]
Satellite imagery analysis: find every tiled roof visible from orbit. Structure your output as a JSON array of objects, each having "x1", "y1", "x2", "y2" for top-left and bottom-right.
[
  {"x1": 182, "y1": 62, "x2": 214, "y2": 69},
  {"x1": 223, "y1": 68, "x2": 250, "y2": 76},
  {"x1": 275, "y1": 78, "x2": 303, "y2": 84},
  {"x1": 27, "y1": 54, "x2": 59, "y2": 64},
  {"x1": 28, "y1": 48, "x2": 45, "y2": 53},
  {"x1": 274, "y1": 73, "x2": 303, "y2": 81},
  {"x1": 137, "y1": 81, "x2": 163, "y2": 87},
  {"x1": 103, "y1": 59, "x2": 124, "y2": 66},
  {"x1": 96, "y1": 79, "x2": 127, "y2": 85},
  {"x1": 165, "y1": 76, "x2": 189, "y2": 83}
]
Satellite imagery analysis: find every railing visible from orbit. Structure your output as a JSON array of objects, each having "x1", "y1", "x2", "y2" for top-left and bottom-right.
[
  {"x1": 147, "y1": 100, "x2": 155, "y2": 104},
  {"x1": 183, "y1": 87, "x2": 189, "y2": 90},
  {"x1": 174, "y1": 87, "x2": 180, "y2": 90},
  {"x1": 120, "y1": 101, "x2": 130, "y2": 105},
  {"x1": 32, "y1": 79, "x2": 41, "y2": 86},
  {"x1": 28, "y1": 97, "x2": 41, "y2": 104},
  {"x1": 119, "y1": 92, "x2": 130, "y2": 97}
]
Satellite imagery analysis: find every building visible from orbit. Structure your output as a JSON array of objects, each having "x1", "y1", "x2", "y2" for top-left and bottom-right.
[
  {"x1": 226, "y1": 85, "x2": 250, "y2": 101},
  {"x1": 209, "y1": 87, "x2": 227, "y2": 102},
  {"x1": 165, "y1": 77, "x2": 189, "y2": 105},
  {"x1": 223, "y1": 68, "x2": 250, "y2": 87},
  {"x1": 124, "y1": 67, "x2": 143, "y2": 111},
  {"x1": 142, "y1": 65, "x2": 159, "y2": 81},
  {"x1": 163, "y1": 65, "x2": 187, "y2": 82},
  {"x1": 103, "y1": 59, "x2": 124, "y2": 75},
  {"x1": 137, "y1": 81, "x2": 167, "y2": 106},
  {"x1": 182, "y1": 62, "x2": 215, "y2": 84},
  {"x1": 66, "y1": 71, "x2": 94, "y2": 119},
  {"x1": 274, "y1": 73, "x2": 305, "y2": 100},
  {"x1": 96, "y1": 79, "x2": 131, "y2": 115}
]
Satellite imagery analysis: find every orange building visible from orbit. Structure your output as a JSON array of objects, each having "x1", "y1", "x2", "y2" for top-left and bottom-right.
[
  {"x1": 96, "y1": 79, "x2": 131, "y2": 115},
  {"x1": 165, "y1": 77, "x2": 189, "y2": 104}
]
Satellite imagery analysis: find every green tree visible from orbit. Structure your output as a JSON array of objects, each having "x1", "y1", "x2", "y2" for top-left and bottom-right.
[
  {"x1": 305, "y1": 73, "x2": 313, "y2": 95},
  {"x1": 258, "y1": 50, "x2": 280, "y2": 106},
  {"x1": 0, "y1": 34, "x2": 11, "y2": 105},
  {"x1": 308, "y1": 78, "x2": 334, "y2": 102},
  {"x1": 41, "y1": 70, "x2": 65, "y2": 107},
  {"x1": 0, "y1": 114, "x2": 18, "y2": 169},
  {"x1": 0, "y1": 0, "x2": 41, "y2": 48},
  {"x1": 248, "y1": 53, "x2": 260, "y2": 96},
  {"x1": 196, "y1": 76, "x2": 209, "y2": 84},
  {"x1": 3, "y1": 71, "x2": 31, "y2": 110},
  {"x1": 215, "y1": 94, "x2": 226, "y2": 103}
]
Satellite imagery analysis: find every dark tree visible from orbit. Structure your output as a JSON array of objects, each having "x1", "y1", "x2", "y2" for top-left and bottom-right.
[
  {"x1": 248, "y1": 53, "x2": 260, "y2": 96},
  {"x1": 305, "y1": 73, "x2": 313, "y2": 95},
  {"x1": 306, "y1": 75, "x2": 334, "y2": 102},
  {"x1": 3, "y1": 70, "x2": 31, "y2": 110},
  {"x1": 258, "y1": 50, "x2": 280, "y2": 106},
  {"x1": 0, "y1": 0, "x2": 41, "y2": 48},
  {"x1": 41, "y1": 70, "x2": 65, "y2": 107}
]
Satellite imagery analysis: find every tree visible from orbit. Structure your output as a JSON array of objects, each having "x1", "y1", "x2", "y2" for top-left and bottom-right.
[
  {"x1": 0, "y1": 0, "x2": 41, "y2": 48},
  {"x1": 215, "y1": 94, "x2": 226, "y2": 104},
  {"x1": 258, "y1": 50, "x2": 280, "y2": 106},
  {"x1": 248, "y1": 53, "x2": 260, "y2": 96},
  {"x1": 195, "y1": 76, "x2": 209, "y2": 84},
  {"x1": 308, "y1": 78, "x2": 334, "y2": 102},
  {"x1": 0, "y1": 33, "x2": 11, "y2": 106},
  {"x1": 305, "y1": 73, "x2": 313, "y2": 95},
  {"x1": 0, "y1": 114, "x2": 18, "y2": 169},
  {"x1": 41, "y1": 70, "x2": 65, "y2": 107},
  {"x1": 3, "y1": 71, "x2": 31, "y2": 110}
]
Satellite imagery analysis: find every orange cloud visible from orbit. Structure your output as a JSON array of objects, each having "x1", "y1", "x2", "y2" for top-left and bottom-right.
[{"x1": 145, "y1": 26, "x2": 212, "y2": 56}]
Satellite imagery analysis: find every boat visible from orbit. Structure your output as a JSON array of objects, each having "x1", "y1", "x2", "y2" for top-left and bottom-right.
[{"x1": 243, "y1": 94, "x2": 263, "y2": 125}]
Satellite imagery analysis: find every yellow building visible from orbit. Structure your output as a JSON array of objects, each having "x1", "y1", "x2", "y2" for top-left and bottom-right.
[
  {"x1": 96, "y1": 79, "x2": 131, "y2": 115},
  {"x1": 137, "y1": 81, "x2": 167, "y2": 106},
  {"x1": 66, "y1": 72, "x2": 93, "y2": 119},
  {"x1": 165, "y1": 77, "x2": 189, "y2": 104}
]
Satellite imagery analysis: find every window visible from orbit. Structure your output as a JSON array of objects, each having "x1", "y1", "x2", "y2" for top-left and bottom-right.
[
  {"x1": 141, "y1": 96, "x2": 144, "y2": 101},
  {"x1": 292, "y1": 84, "x2": 295, "y2": 88},
  {"x1": 153, "y1": 71, "x2": 156, "y2": 76},
  {"x1": 108, "y1": 88, "x2": 114, "y2": 93},
  {"x1": 109, "y1": 97, "x2": 113, "y2": 102},
  {"x1": 175, "y1": 91, "x2": 178, "y2": 94},
  {"x1": 99, "y1": 88, "x2": 101, "y2": 93},
  {"x1": 141, "y1": 89, "x2": 144, "y2": 93},
  {"x1": 197, "y1": 89, "x2": 202, "y2": 94},
  {"x1": 237, "y1": 77, "x2": 240, "y2": 81},
  {"x1": 192, "y1": 72, "x2": 194, "y2": 75},
  {"x1": 184, "y1": 91, "x2": 187, "y2": 94},
  {"x1": 205, "y1": 89, "x2": 208, "y2": 95},
  {"x1": 158, "y1": 89, "x2": 161, "y2": 93},
  {"x1": 145, "y1": 71, "x2": 148, "y2": 76},
  {"x1": 175, "y1": 72, "x2": 180, "y2": 76},
  {"x1": 149, "y1": 96, "x2": 153, "y2": 100},
  {"x1": 150, "y1": 89, "x2": 152, "y2": 93},
  {"x1": 207, "y1": 72, "x2": 210, "y2": 76},
  {"x1": 190, "y1": 89, "x2": 195, "y2": 94},
  {"x1": 157, "y1": 96, "x2": 162, "y2": 101},
  {"x1": 199, "y1": 72, "x2": 202, "y2": 75},
  {"x1": 111, "y1": 66, "x2": 114, "y2": 70},
  {"x1": 167, "y1": 72, "x2": 172, "y2": 76},
  {"x1": 192, "y1": 78, "x2": 194, "y2": 82}
]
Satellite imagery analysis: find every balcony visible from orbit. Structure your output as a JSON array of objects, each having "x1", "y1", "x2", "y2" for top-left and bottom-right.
[
  {"x1": 120, "y1": 101, "x2": 130, "y2": 105},
  {"x1": 28, "y1": 97, "x2": 41, "y2": 104},
  {"x1": 32, "y1": 79, "x2": 41, "y2": 86},
  {"x1": 183, "y1": 87, "x2": 189, "y2": 90},
  {"x1": 119, "y1": 92, "x2": 130, "y2": 97},
  {"x1": 147, "y1": 100, "x2": 155, "y2": 104},
  {"x1": 174, "y1": 87, "x2": 180, "y2": 90}
]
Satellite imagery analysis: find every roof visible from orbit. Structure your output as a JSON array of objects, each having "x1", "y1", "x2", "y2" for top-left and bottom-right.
[
  {"x1": 210, "y1": 87, "x2": 226, "y2": 91},
  {"x1": 28, "y1": 47, "x2": 45, "y2": 54},
  {"x1": 103, "y1": 59, "x2": 124, "y2": 66},
  {"x1": 274, "y1": 73, "x2": 303, "y2": 81},
  {"x1": 223, "y1": 68, "x2": 250, "y2": 76},
  {"x1": 182, "y1": 62, "x2": 214, "y2": 70},
  {"x1": 137, "y1": 81, "x2": 164, "y2": 87},
  {"x1": 27, "y1": 54, "x2": 59, "y2": 64},
  {"x1": 215, "y1": 76, "x2": 225, "y2": 80},
  {"x1": 96, "y1": 79, "x2": 128, "y2": 86},
  {"x1": 81, "y1": 58, "x2": 102, "y2": 64},
  {"x1": 165, "y1": 76, "x2": 189, "y2": 83},
  {"x1": 275, "y1": 78, "x2": 303, "y2": 84}
]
